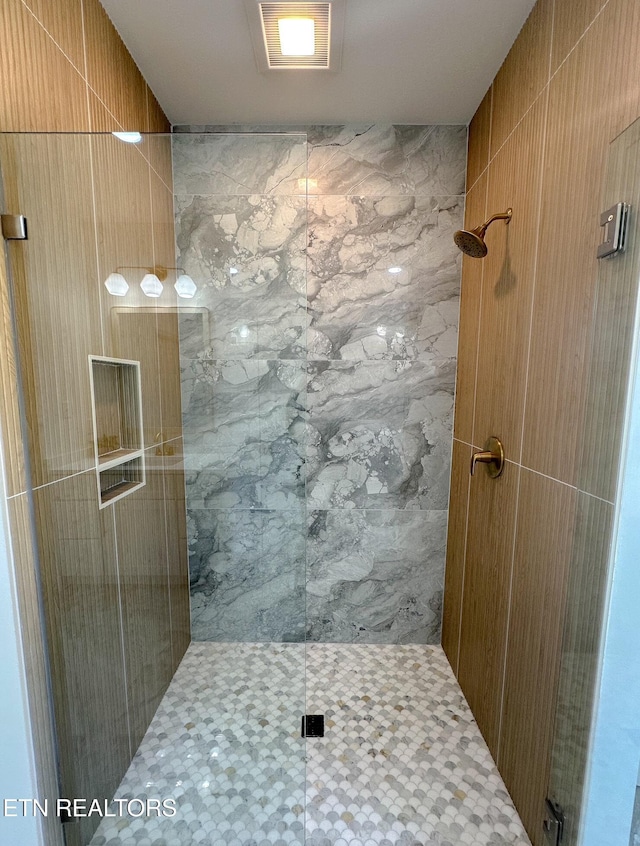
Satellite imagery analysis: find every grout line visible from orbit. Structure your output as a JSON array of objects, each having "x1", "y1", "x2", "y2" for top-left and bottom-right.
[
  {"x1": 495, "y1": 463, "x2": 522, "y2": 764},
  {"x1": 547, "y1": 0, "x2": 556, "y2": 85},
  {"x1": 548, "y1": 0, "x2": 613, "y2": 88},
  {"x1": 29, "y1": 467, "x2": 94, "y2": 493},
  {"x1": 453, "y1": 436, "x2": 480, "y2": 451},
  {"x1": 182, "y1": 505, "x2": 449, "y2": 514},
  {"x1": 18, "y1": 0, "x2": 87, "y2": 79},
  {"x1": 471, "y1": 0, "x2": 612, "y2": 190},
  {"x1": 160, "y1": 451, "x2": 174, "y2": 667},
  {"x1": 86, "y1": 81, "x2": 125, "y2": 131},
  {"x1": 454, "y1": 442, "x2": 472, "y2": 676},
  {"x1": 468, "y1": 165, "x2": 489, "y2": 450},
  {"x1": 486, "y1": 85, "x2": 494, "y2": 177},
  {"x1": 516, "y1": 83, "x2": 551, "y2": 466},
  {"x1": 86, "y1": 133, "x2": 106, "y2": 356},
  {"x1": 79, "y1": 0, "x2": 92, "y2": 132},
  {"x1": 79, "y1": 0, "x2": 89, "y2": 81},
  {"x1": 112, "y1": 507, "x2": 133, "y2": 761},
  {"x1": 462, "y1": 125, "x2": 470, "y2": 196},
  {"x1": 453, "y1": 438, "x2": 583, "y2": 493},
  {"x1": 503, "y1": 457, "x2": 579, "y2": 491},
  {"x1": 581, "y1": 489, "x2": 615, "y2": 506}
]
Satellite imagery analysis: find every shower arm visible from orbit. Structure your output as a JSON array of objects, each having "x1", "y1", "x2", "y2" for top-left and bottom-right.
[{"x1": 478, "y1": 209, "x2": 512, "y2": 236}]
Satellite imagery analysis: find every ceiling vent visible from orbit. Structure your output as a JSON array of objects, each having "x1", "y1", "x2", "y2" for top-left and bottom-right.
[{"x1": 244, "y1": 0, "x2": 346, "y2": 72}]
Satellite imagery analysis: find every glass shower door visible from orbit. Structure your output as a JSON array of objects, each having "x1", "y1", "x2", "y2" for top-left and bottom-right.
[{"x1": 547, "y1": 115, "x2": 640, "y2": 846}]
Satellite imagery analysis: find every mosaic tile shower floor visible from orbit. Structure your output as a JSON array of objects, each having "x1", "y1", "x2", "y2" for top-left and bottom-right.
[{"x1": 91, "y1": 643, "x2": 531, "y2": 846}]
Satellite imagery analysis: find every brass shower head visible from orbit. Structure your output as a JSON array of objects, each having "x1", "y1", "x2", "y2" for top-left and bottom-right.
[{"x1": 454, "y1": 208, "x2": 512, "y2": 258}]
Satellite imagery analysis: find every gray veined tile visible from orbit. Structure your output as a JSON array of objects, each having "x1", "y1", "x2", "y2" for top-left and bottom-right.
[
  {"x1": 306, "y1": 509, "x2": 447, "y2": 644},
  {"x1": 188, "y1": 509, "x2": 306, "y2": 642},
  {"x1": 171, "y1": 132, "x2": 307, "y2": 195},
  {"x1": 307, "y1": 194, "x2": 462, "y2": 360},
  {"x1": 306, "y1": 124, "x2": 467, "y2": 196},
  {"x1": 182, "y1": 359, "x2": 306, "y2": 510},
  {"x1": 175, "y1": 194, "x2": 307, "y2": 360},
  {"x1": 307, "y1": 360, "x2": 455, "y2": 510}
]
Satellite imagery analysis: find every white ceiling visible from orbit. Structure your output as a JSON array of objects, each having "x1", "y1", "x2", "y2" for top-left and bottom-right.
[{"x1": 100, "y1": 0, "x2": 536, "y2": 126}]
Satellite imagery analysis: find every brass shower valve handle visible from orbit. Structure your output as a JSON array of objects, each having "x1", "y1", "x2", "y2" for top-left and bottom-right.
[{"x1": 470, "y1": 436, "x2": 505, "y2": 478}]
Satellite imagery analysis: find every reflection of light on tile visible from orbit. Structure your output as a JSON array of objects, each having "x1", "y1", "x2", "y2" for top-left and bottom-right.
[
  {"x1": 238, "y1": 325, "x2": 250, "y2": 339},
  {"x1": 229, "y1": 267, "x2": 239, "y2": 276},
  {"x1": 376, "y1": 325, "x2": 387, "y2": 336},
  {"x1": 388, "y1": 266, "x2": 403, "y2": 274}
]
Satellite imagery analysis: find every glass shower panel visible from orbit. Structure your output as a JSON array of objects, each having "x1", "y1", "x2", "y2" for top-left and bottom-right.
[
  {"x1": 547, "y1": 115, "x2": 640, "y2": 846},
  {"x1": 172, "y1": 131, "x2": 309, "y2": 842},
  {"x1": 0, "y1": 130, "x2": 308, "y2": 846}
]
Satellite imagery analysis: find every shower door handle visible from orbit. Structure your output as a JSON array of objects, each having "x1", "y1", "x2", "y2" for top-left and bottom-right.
[{"x1": 470, "y1": 437, "x2": 505, "y2": 478}]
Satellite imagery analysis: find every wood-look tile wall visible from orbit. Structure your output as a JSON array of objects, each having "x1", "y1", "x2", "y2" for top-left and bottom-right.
[
  {"x1": 0, "y1": 3, "x2": 189, "y2": 845},
  {"x1": 443, "y1": 0, "x2": 640, "y2": 843}
]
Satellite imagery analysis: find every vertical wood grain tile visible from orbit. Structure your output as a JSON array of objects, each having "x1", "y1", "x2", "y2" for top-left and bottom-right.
[
  {"x1": 605, "y1": 0, "x2": 640, "y2": 150},
  {"x1": 521, "y1": 10, "x2": 618, "y2": 484},
  {"x1": 498, "y1": 471, "x2": 576, "y2": 845},
  {"x1": 33, "y1": 471, "x2": 130, "y2": 846},
  {"x1": 550, "y1": 0, "x2": 608, "y2": 73},
  {"x1": 1, "y1": 134, "x2": 102, "y2": 487},
  {"x1": 115, "y1": 457, "x2": 173, "y2": 750},
  {"x1": 457, "y1": 460, "x2": 519, "y2": 756},
  {"x1": 150, "y1": 172, "x2": 183, "y2": 443},
  {"x1": 163, "y1": 438, "x2": 191, "y2": 668},
  {"x1": 453, "y1": 172, "x2": 487, "y2": 445},
  {"x1": 441, "y1": 439, "x2": 472, "y2": 673},
  {"x1": 0, "y1": 0, "x2": 90, "y2": 131},
  {"x1": 7, "y1": 494, "x2": 65, "y2": 846},
  {"x1": 88, "y1": 89, "x2": 123, "y2": 132},
  {"x1": 489, "y1": 0, "x2": 553, "y2": 156},
  {"x1": 91, "y1": 134, "x2": 163, "y2": 449},
  {"x1": 148, "y1": 132, "x2": 174, "y2": 193},
  {"x1": 147, "y1": 86, "x2": 171, "y2": 133},
  {"x1": 474, "y1": 96, "x2": 546, "y2": 461},
  {"x1": 21, "y1": 0, "x2": 86, "y2": 71},
  {"x1": 82, "y1": 0, "x2": 148, "y2": 131},
  {"x1": 466, "y1": 86, "x2": 492, "y2": 191}
]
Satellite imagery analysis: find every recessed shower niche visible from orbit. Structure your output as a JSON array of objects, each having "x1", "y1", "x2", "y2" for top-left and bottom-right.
[{"x1": 89, "y1": 355, "x2": 145, "y2": 507}]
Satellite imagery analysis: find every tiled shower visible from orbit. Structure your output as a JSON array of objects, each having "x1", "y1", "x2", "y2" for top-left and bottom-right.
[
  {"x1": 3, "y1": 0, "x2": 640, "y2": 844},
  {"x1": 174, "y1": 125, "x2": 466, "y2": 645},
  {"x1": 0, "y1": 123, "x2": 536, "y2": 846}
]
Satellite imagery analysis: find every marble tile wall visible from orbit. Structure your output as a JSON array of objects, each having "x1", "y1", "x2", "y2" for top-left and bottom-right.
[{"x1": 173, "y1": 124, "x2": 466, "y2": 644}]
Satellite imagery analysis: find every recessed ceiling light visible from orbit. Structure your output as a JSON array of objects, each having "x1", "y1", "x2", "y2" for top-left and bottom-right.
[
  {"x1": 278, "y1": 17, "x2": 315, "y2": 55},
  {"x1": 244, "y1": 0, "x2": 346, "y2": 72}
]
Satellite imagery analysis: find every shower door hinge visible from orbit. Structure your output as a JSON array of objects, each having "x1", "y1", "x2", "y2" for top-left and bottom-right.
[
  {"x1": 1, "y1": 214, "x2": 28, "y2": 240},
  {"x1": 597, "y1": 202, "x2": 628, "y2": 258},
  {"x1": 543, "y1": 798, "x2": 565, "y2": 846}
]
